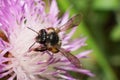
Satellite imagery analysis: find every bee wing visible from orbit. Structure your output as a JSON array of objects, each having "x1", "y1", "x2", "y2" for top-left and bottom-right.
[
  {"x1": 60, "y1": 14, "x2": 82, "y2": 31},
  {"x1": 59, "y1": 48, "x2": 81, "y2": 68}
]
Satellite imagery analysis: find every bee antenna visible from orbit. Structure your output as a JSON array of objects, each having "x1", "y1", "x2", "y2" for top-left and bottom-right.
[{"x1": 27, "y1": 27, "x2": 39, "y2": 34}]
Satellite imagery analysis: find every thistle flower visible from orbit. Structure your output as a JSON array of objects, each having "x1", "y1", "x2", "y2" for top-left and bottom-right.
[{"x1": 0, "y1": 0, "x2": 94, "y2": 80}]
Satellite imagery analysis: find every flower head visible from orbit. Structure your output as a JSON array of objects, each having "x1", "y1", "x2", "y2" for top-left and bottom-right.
[{"x1": 0, "y1": 0, "x2": 94, "y2": 80}]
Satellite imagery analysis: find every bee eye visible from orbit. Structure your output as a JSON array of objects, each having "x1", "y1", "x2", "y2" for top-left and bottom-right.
[{"x1": 38, "y1": 38, "x2": 41, "y2": 42}]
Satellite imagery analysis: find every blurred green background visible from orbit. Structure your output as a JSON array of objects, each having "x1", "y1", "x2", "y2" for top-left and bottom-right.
[{"x1": 56, "y1": 0, "x2": 120, "y2": 80}]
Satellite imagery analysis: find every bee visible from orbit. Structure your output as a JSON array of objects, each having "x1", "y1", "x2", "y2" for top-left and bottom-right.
[{"x1": 28, "y1": 14, "x2": 82, "y2": 68}]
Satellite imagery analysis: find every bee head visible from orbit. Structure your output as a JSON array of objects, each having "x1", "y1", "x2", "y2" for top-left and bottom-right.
[{"x1": 36, "y1": 29, "x2": 47, "y2": 44}]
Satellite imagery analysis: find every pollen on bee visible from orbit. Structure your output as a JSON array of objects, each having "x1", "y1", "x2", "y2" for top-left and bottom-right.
[
  {"x1": 46, "y1": 27, "x2": 55, "y2": 33},
  {"x1": 48, "y1": 47, "x2": 59, "y2": 53}
]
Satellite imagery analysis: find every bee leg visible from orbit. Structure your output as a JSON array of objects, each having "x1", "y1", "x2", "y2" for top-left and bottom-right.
[
  {"x1": 28, "y1": 42, "x2": 36, "y2": 52},
  {"x1": 28, "y1": 45, "x2": 47, "y2": 53},
  {"x1": 45, "y1": 50, "x2": 53, "y2": 56},
  {"x1": 34, "y1": 46, "x2": 47, "y2": 52},
  {"x1": 34, "y1": 47, "x2": 53, "y2": 56}
]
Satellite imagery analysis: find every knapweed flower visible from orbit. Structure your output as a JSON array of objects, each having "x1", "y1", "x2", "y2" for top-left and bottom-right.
[{"x1": 0, "y1": 0, "x2": 94, "y2": 80}]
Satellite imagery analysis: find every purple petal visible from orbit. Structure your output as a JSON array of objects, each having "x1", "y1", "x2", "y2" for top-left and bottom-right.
[
  {"x1": 58, "y1": 74, "x2": 76, "y2": 80},
  {"x1": 56, "y1": 66, "x2": 94, "y2": 77},
  {"x1": 64, "y1": 27, "x2": 77, "y2": 41},
  {"x1": 59, "y1": 11, "x2": 69, "y2": 26},
  {"x1": 0, "y1": 39, "x2": 11, "y2": 51},
  {"x1": 8, "y1": 74, "x2": 16, "y2": 80},
  {"x1": 0, "y1": 70, "x2": 13, "y2": 78},
  {"x1": 49, "y1": 0, "x2": 59, "y2": 19},
  {"x1": 47, "y1": 0, "x2": 59, "y2": 25},
  {"x1": 77, "y1": 50, "x2": 92, "y2": 58},
  {"x1": 0, "y1": 64, "x2": 5, "y2": 73},
  {"x1": 65, "y1": 38, "x2": 87, "y2": 51},
  {"x1": 0, "y1": 47, "x2": 11, "y2": 56}
]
